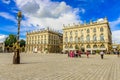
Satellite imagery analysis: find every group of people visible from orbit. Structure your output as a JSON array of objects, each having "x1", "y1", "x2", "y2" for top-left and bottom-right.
[
  {"x1": 68, "y1": 50, "x2": 90, "y2": 58},
  {"x1": 67, "y1": 50, "x2": 120, "y2": 59},
  {"x1": 99, "y1": 50, "x2": 120, "y2": 59}
]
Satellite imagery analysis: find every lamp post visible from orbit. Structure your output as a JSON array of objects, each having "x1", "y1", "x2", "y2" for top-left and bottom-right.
[{"x1": 13, "y1": 11, "x2": 22, "y2": 64}]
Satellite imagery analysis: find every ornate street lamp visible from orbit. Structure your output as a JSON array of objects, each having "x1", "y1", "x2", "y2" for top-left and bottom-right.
[{"x1": 13, "y1": 11, "x2": 22, "y2": 64}]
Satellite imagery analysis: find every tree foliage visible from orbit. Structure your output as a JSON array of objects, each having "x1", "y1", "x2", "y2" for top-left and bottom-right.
[
  {"x1": 20, "y1": 39, "x2": 25, "y2": 47},
  {"x1": 4, "y1": 34, "x2": 17, "y2": 47},
  {"x1": 4, "y1": 34, "x2": 26, "y2": 47}
]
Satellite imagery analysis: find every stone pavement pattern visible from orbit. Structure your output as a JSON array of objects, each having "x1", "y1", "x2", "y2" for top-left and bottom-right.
[{"x1": 0, "y1": 53, "x2": 120, "y2": 80}]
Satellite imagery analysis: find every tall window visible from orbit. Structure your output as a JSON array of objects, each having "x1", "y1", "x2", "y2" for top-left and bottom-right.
[
  {"x1": 75, "y1": 31, "x2": 78, "y2": 36},
  {"x1": 48, "y1": 35, "x2": 50, "y2": 39},
  {"x1": 41, "y1": 35, "x2": 43, "y2": 38},
  {"x1": 93, "y1": 34, "x2": 97, "y2": 41},
  {"x1": 70, "y1": 36, "x2": 73, "y2": 42},
  {"x1": 65, "y1": 32, "x2": 67, "y2": 36},
  {"x1": 80, "y1": 35, "x2": 84, "y2": 42},
  {"x1": 65, "y1": 37, "x2": 68, "y2": 42},
  {"x1": 86, "y1": 35, "x2": 90, "y2": 41},
  {"x1": 41, "y1": 40, "x2": 43, "y2": 44},
  {"x1": 100, "y1": 27, "x2": 104, "y2": 32},
  {"x1": 70, "y1": 31, "x2": 72, "y2": 35},
  {"x1": 100, "y1": 34, "x2": 104, "y2": 41},
  {"x1": 87, "y1": 29, "x2": 90, "y2": 33},
  {"x1": 44, "y1": 40, "x2": 46, "y2": 44},
  {"x1": 81, "y1": 30, "x2": 83, "y2": 34},
  {"x1": 93, "y1": 28, "x2": 96, "y2": 32},
  {"x1": 75, "y1": 37, "x2": 78, "y2": 42},
  {"x1": 44, "y1": 35, "x2": 46, "y2": 39}
]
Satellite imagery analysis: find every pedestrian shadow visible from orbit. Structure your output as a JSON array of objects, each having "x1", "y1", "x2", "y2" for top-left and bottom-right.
[
  {"x1": 99, "y1": 57, "x2": 108, "y2": 60},
  {"x1": 20, "y1": 61, "x2": 46, "y2": 64}
]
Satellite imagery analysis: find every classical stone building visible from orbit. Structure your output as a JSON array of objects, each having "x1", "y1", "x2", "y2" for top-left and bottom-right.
[
  {"x1": 26, "y1": 28, "x2": 63, "y2": 53},
  {"x1": 63, "y1": 17, "x2": 112, "y2": 54}
]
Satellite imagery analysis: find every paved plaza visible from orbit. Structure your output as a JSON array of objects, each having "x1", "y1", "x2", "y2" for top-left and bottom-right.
[{"x1": 0, "y1": 53, "x2": 120, "y2": 80}]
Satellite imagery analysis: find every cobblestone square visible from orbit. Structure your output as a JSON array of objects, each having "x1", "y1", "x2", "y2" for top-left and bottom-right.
[{"x1": 0, "y1": 53, "x2": 120, "y2": 80}]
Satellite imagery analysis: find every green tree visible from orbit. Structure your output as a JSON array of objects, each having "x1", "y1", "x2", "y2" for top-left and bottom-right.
[
  {"x1": 4, "y1": 34, "x2": 17, "y2": 47},
  {"x1": 20, "y1": 39, "x2": 25, "y2": 47}
]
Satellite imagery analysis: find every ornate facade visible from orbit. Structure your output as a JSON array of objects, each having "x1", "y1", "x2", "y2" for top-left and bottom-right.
[
  {"x1": 63, "y1": 18, "x2": 112, "y2": 53},
  {"x1": 26, "y1": 28, "x2": 63, "y2": 53}
]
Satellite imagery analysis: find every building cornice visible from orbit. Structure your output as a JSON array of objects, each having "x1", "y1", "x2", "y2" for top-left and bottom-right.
[{"x1": 63, "y1": 22, "x2": 108, "y2": 30}]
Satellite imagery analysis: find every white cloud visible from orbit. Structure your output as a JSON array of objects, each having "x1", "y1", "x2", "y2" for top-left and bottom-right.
[
  {"x1": 112, "y1": 30, "x2": 120, "y2": 44},
  {"x1": 110, "y1": 17, "x2": 120, "y2": 29},
  {"x1": 110, "y1": 17, "x2": 120, "y2": 44},
  {"x1": 0, "y1": 12, "x2": 16, "y2": 22},
  {"x1": 97, "y1": 18, "x2": 104, "y2": 22},
  {"x1": 14, "y1": 0, "x2": 82, "y2": 30},
  {"x1": 0, "y1": 34, "x2": 7, "y2": 43},
  {"x1": 2, "y1": 0, "x2": 10, "y2": 4}
]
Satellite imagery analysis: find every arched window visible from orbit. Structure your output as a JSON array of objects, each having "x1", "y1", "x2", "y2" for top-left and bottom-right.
[
  {"x1": 93, "y1": 28, "x2": 96, "y2": 32},
  {"x1": 100, "y1": 44, "x2": 105, "y2": 48},
  {"x1": 87, "y1": 29, "x2": 90, "y2": 33},
  {"x1": 100, "y1": 27, "x2": 104, "y2": 32},
  {"x1": 80, "y1": 35, "x2": 84, "y2": 42},
  {"x1": 93, "y1": 45, "x2": 97, "y2": 48},
  {"x1": 86, "y1": 35, "x2": 90, "y2": 41},
  {"x1": 86, "y1": 45, "x2": 91, "y2": 48},
  {"x1": 70, "y1": 36, "x2": 73, "y2": 42},
  {"x1": 100, "y1": 34, "x2": 104, "y2": 41},
  {"x1": 93, "y1": 34, "x2": 97, "y2": 41}
]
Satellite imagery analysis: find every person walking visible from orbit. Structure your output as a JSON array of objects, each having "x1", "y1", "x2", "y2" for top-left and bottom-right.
[
  {"x1": 78, "y1": 50, "x2": 81, "y2": 57},
  {"x1": 86, "y1": 51, "x2": 90, "y2": 58},
  {"x1": 74, "y1": 50, "x2": 78, "y2": 57},
  {"x1": 72, "y1": 50, "x2": 75, "y2": 57},
  {"x1": 69, "y1": 50, "x2": 73, "y2": 58},
  {"x1": 100, "y1": 51, "x2": 104, "y2": 59}
]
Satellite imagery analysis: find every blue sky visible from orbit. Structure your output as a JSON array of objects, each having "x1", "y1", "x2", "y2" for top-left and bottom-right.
[{"x1": 0, "y1": 0, "x2": 120, "y2": 43}]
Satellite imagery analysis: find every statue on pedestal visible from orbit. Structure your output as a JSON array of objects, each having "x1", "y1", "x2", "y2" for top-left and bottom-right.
[{"x1": 13, "y1": 41, "x2": 20, "y2": 64}]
